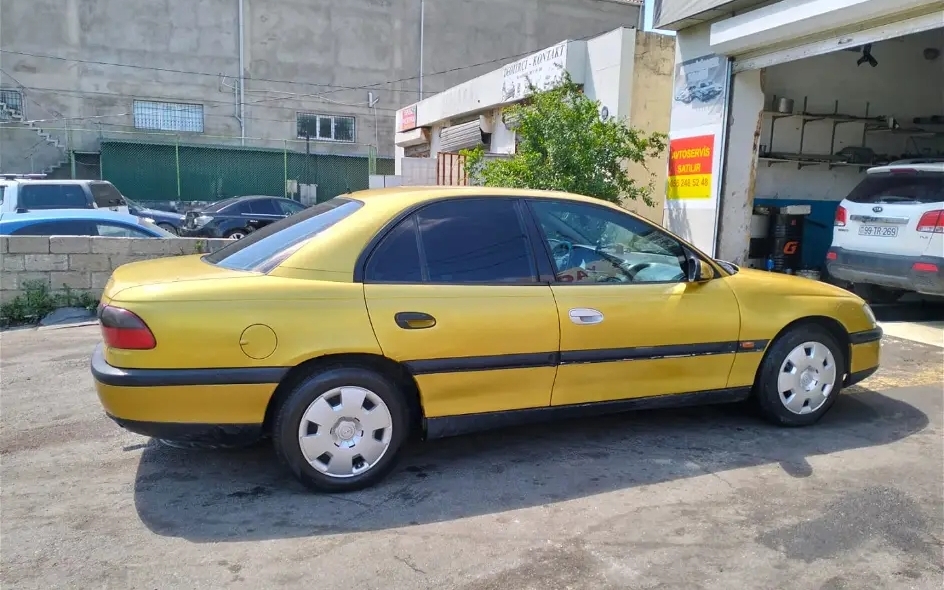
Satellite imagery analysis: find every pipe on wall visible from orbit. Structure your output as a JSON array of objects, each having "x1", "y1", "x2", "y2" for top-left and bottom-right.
[
  {"x1": 419, "y1": 0, "x2": 425, "y2": 100},
  {"x1": 238, "y1": 0, "x2": 246, "y2": 144}
]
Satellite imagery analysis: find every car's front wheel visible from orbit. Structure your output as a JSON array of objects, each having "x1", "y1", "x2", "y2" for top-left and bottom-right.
[
  {"x1": 754, "y1": 325, "x2": 845, "y2": 427},
  {"x1": 273, "y1": 367, "x2": 410, "y2": 493}
]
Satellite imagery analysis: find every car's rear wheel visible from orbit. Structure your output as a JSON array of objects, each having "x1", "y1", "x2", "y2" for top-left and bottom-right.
[
  {"x1": 225, "y1": 229, "x2": 248, "y2": 240},
  {"x1": 853, "y1": 283, "x2": 904, "y2": 305},
  {"x1": 273, "y1": 367, "x2": 409, "y2": 493},
  {"x1": 754, "y1": 325, "x2": 845, "y2": 427}
]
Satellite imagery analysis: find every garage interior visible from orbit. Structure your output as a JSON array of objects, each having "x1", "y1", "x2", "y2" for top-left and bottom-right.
[{"x1": 741, "y1": 28, "x2": 943, "y2": 286}]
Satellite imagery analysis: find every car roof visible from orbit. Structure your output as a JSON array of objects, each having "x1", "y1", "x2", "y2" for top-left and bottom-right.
[
  {"x1": 0, "y1": 209, "x2": 143, "y2": 223},
  {"x1": 867, "y1": 161, "x2": 944, "y2": 174},
  {"x1": 8, "y1": 179, "x2": 106, "y2": 185}
]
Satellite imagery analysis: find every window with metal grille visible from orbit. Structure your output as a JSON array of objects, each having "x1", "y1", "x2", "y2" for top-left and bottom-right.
[
  {"x1": 296, "y1": 113, "x2": 356, "y2": 143},
  {"x1": 132, "y1": 100, "x2": 204, "y2": 132},
  {"x1": 0, "y1": 89, "x2": 24, "y2": 120}
]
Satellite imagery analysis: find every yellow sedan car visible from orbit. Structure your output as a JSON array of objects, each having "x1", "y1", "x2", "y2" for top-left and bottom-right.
[{"x1": 91, "y1": 187, "x2": 882, "y2": 492}]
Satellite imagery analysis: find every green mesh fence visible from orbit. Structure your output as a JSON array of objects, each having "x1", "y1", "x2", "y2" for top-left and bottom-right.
[{"x1": 16, "y1": 128, "x2": 395, "y2": 204}]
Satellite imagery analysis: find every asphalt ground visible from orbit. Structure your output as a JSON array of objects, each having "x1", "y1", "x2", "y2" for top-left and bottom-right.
[{"x1": 1, "y1": 324, "x2": 941, "y2": 590}]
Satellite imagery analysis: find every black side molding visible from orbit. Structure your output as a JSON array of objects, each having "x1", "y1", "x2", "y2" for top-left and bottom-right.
[
  {"x1": 424, "y1": 386, "x2": 752, "y2": 439},
  {"x1": 844, "y1": 366, "x2": 879, "y2": 388},
  {"x1": 849, "y1": 327, "x2": 883, "y2": 345},
  {"x1": 107, "y1": 414, "x2": 264, "y2": 445},
  {"x1": 90, "y1": 344, "x2": 288, "y2": 388}
]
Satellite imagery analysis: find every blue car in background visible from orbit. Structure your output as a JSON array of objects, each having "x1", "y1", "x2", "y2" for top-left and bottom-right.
[
  {"x1": 0, "y1": 209, "x2": 176, "y2": 238},
  {"x1": 125, "y1": 198, "x2": 186, "y2": 234}
]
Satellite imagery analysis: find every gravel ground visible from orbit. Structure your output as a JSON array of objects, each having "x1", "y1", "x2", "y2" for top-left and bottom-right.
[{"x1": 1, "y1": 324, "x2": 942, "y2": 590}]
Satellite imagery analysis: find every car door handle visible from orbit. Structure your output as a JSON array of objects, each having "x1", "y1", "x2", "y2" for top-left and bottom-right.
[
  {"x1": 569, "y1": 308, "x2": 604, "y2": 325},
  {"x1": 395, "y1": 312, "x2": 437, "y2": 330}
]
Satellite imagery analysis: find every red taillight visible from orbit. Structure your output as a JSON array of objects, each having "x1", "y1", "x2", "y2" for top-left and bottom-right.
[
  {"x1": 826, "y1": 251, "x2": 838, "y2": 260},
  {"x1": 834, "y1": 205, "x2": 847, "y2": 227},
  {"x1": 913, "y1": 262, "x2": 939, "y2": 273},
  {"x1": 99, "y1": 305, "x2": 156, "y2": 350},
  {"x1": 916, "y1": 210, "x2": 944, "y2": 233}
]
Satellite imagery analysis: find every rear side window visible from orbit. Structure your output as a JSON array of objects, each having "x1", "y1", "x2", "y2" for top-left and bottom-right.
[
  {"x1": 204, "y1": 197, "x2": 363, "y2": 272},
  {"x1": 249, "y1": 199, "x2": 279, "y2": 215},
  {"x1": 89, "y1": 183, "x2": 126, "y2": 208},
  {"x1": 10, "y1": 220, "x2": 97, "y2": 236},
  {"x1": 364, "y1": 198, "x2": 537, "y2": 284},
  {"x1": 18, "y1": 185, "x2": 91, "y2": 210},
  {"x1": 846, "y1": 173, "x2": 944, "y2": 204}
]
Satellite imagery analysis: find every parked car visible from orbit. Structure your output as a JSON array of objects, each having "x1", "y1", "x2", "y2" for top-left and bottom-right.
[
  {"x1": 0, "y1": 177, "x2": 130, "y2": 216},
  {"x1": 0, "y1": 208, "x2": 176, "y2": 238},
  {"x1": 827, "y1": 159, "x2": 944, "y2": 303},
  {"x1": 178, "y1": 195, "x2": 307, "y2": 239},
  {"x1": 90, "y1": 187, "x2": 882, "y2": 493},
  {"x1": 124, "y1": 197, "x2": 186, "y2": 235}
]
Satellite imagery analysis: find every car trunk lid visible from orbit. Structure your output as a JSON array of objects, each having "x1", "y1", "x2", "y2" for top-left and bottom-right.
[{"x1": 101, "y1": 254, "x2": 249, "y2": 304}]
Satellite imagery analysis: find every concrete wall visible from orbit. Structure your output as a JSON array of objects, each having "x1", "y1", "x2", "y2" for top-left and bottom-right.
[
  {"x1": 1, "y1": 0, "x2": 641, "y2": 172},
  {"x1": 0, "y1": 236, "x2": 231, "y2": 303},
  {"x1": 623, "y1": 31, "x2": 676, "y2": 223}
]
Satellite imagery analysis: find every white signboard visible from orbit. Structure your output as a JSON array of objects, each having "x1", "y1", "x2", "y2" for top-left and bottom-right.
[{"x1": 501, "y1": 41, "x2": 568, "y2": 102}]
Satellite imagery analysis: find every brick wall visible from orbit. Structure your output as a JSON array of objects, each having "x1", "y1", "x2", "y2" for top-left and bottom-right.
[{"x1": 0, "y1": 236, "x2": 232, "y2": 304}]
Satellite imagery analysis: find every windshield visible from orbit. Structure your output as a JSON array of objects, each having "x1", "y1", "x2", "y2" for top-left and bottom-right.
[{"x1": 203, "y1": 197, "x2": 363, "y2": 272}]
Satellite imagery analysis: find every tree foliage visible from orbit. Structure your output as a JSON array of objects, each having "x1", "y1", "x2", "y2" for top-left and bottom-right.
[{"x1": 461, "y1": 72, "x2": 667, "y2": 206}]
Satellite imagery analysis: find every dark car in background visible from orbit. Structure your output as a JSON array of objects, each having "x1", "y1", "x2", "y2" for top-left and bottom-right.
[
  {"x1": 179, "y1": 195, "x2": 307, "y2": 239},
  {"x1": 125, "y1": 198, "x2": 186, "y2": 235}
]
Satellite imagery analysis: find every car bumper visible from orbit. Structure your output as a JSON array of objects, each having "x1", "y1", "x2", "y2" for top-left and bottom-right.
[
  {"x1": 845, "y1": 327, "x2": 882, "y2": 387},
  {"x1": 826, "y1": 248, "x2": 944, "y2": 296},
  {"x1": 178, "y1": 226, "x2": 223, "y2": 238},
  {"x1": 90, "y1": 343, "x2": 277, "y2": 444}
]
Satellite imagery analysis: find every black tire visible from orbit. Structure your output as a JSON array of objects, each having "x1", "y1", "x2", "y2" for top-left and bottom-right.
[
  {"x1": 157, "y1": 222, "x2": 178, "y2": 235},
  {"x1": 273, "y1": 367, "x2": 410, "y2": 493},
  {"x1": 754, "y1": 324, "x2": 845, "y2": 427},
  {"x1": 853, "y1": 283, "x2": 904, "y2": 305},
  {"x1": 225, "y1": 229, "x2": 248, "y2": 240}
]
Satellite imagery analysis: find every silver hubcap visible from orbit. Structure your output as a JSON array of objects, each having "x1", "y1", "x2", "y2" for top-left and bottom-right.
[
  {"x1": 778, "y1": 341, "x2": 837, "y2": 415},
  {"x1": 229, "y1": 232, "x2": 245, "y2": 240},
  {"x1": 297, "y1": 386, "x2": 393, "y2": 478}
]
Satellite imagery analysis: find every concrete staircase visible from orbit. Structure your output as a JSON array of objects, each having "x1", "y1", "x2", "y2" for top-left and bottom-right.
[{"x1": 0, "y1": 101, "x2": 69, "y2": 175}]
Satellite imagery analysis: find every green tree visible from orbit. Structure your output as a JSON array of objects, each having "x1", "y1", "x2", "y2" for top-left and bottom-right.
[{"x1": 462, "y1": 72, "x2": 667, "y2": 207}]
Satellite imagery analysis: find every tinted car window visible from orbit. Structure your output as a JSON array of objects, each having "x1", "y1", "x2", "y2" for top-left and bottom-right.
[
  {"x1": 277, "y1": 199, "x2": 306, "y2": 215},
  {"x1": 365, "y1": 217, "x2": 423, "y2": 283},
  {"x1": 201, "y1": 197, "x2": 241, "y2": 214},
  {"x1": 89, "y1": 182, "x2": 126, "y2": 208},
  {"x1": 18, "y1": 185, "x2": 90, "y2": 210},
  {"x1": 205, "y1": 198, "x2": 363, "y2": 272},
  {"x1": 846, "y1": 173, "x2": 944, "y2": 204},
  {"x1": 249, "y1": 198, "x2": 279, "y2": 215},
  {"x1": 221, "y1": 200, "x2": 252, "y2": 215},
  {"x1": 10, "y1": 220, "x2": 97, "y2": 236},
  {"x1": 416, "y1": 198, "x2": 536, "y2": 283}
]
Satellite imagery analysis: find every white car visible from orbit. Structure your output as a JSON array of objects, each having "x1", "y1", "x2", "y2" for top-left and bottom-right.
[
  {"x1": 0, "y1": 176, "x2": 130, "y2": 217},
  {"x1": 827, "y1": 160, "x2": 944, "y2": 303}
]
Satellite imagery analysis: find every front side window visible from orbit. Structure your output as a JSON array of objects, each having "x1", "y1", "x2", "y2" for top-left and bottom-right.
[
  {"x1": 530, "y1": 200, "x2": 687, "y2": 284},
  {"x1": 365, "y1": 198, "x2": 537, "y2": 284},
  {"x1": 95, "y1": 222, "x2": 153, "y2": 238},
  {"x1": 89, "y1": 182, "x2": 126, "y2": 208},
  {"x1": 18, "y1": 184, "x2": 91, "y2": 210},
  {"x1": 277, "y1": 199, "x2": 306, "y2": 215},
  {"x1": 204, "y1": 198, "x2": 364, "y2": 272}
]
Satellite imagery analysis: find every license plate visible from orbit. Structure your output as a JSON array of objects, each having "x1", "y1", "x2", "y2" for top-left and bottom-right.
[{"x1": 858, "y1": 225, "x2": 898, "y2": 237}]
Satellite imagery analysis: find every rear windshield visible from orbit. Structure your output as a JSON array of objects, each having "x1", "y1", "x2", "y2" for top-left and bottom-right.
[
  {"x1": 18, "y1": 184, "x2": 90, "y2": 210},
  {"x1": 203, "y1": 197, "x2": 363, "y2": 272},
  {"x1": 846, "y1": 172, "x2": 944, "y2": 204}
]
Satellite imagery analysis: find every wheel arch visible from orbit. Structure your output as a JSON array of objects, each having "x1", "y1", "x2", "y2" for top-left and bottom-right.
[
  {"x1": 262, "y1": 352, "x2": 424, "y2": 437},
  {"x1": 754, "y1": 315, "x2": 852, "y2": 387}
]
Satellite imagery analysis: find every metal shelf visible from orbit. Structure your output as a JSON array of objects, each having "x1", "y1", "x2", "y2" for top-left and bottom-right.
[{"x1": 758, "y1": 156, "x2": 873, "y2": 171}]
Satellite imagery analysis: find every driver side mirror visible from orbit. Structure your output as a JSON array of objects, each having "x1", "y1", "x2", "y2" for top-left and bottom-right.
[{"x1": 686, "y1": 257, "x2": 714, "y2": 283}]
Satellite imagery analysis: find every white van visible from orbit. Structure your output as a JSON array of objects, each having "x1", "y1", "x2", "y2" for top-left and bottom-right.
[{"x1": 0, "y1": 177, "x2": 131, "y2": 219}]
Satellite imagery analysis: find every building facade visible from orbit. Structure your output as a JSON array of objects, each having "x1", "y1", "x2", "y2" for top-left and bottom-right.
[
  {"x1": 0, "y1": 0, "x2": 642, "y2": 178},
  {"x1": 654, "y1": 0, "x2": 943, "y2": 268},
  {"x1": 391, "y1": 27, "x2": 676, "y2": 223}
]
